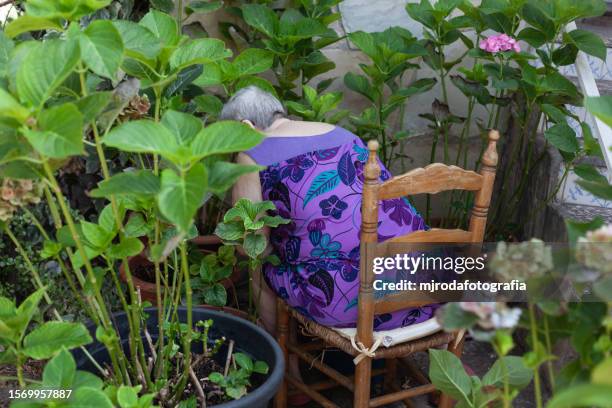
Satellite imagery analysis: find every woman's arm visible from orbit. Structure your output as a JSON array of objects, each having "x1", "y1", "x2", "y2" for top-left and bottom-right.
[{"x1": 232, "y1": 152, "x2": 263, "y2": 204}]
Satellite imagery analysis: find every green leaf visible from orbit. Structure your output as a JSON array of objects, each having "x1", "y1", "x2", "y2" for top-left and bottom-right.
[
  {"x1": 26, "y1": 0, "x2": 112, "y2": 21},
  {"x1": 113, "y1": 20, "x2": 161, "y2": 60},
  {"x1": 17, "y1": 39, "x2": 80, "y2": 108},
  {"x1": 234, "y1": 353, "x2": 254, "y2": 371},
  {"x1": 90, "y1": 170, "x2": 160, "y2": 198},
  {"x1": 544, "y1": 123, "x2": 579, "y2": 153},
  {"x1": 520, "y1": 3, "x2": 555, "y2": 38},
  {"x1": 42, "y1": 348, "x2": 76, "y2": 389},
  {"x1": 547, "y1": 383, "x2": 612, "y2": 408},
  {"x1": 0, "y1": 87, "x2": 30, "y2": 123},
  {"x1": 191, "y1": 121, "x2": 263, "y2": 159},
  {"x1": 157, "y1": 164, "x2": 207, "y2": 233},
  {"x1": 0, "y1": 31, "x2": 14, "y2": 77},
  {"x1": 565, "y1": 29, "x2": 607, "y2": 61},
  {"x1": 117, "y1": 385, "x2": 139, "y2": 408},
  {"x1": 187, "y1": 1, "x2": 223, "y2": 15},
  {"x1": 576, "y1": 179, "x2": 612, "y2": 200},
  {"x1": 234, "y1": 76, "x2": 277, "y2": 96},
  {"x1": 243, "y1": 232, "x2": 266, "y2": 259},
  {"x1": 481, "y1": 12, "x2": 512, "y2": 34},
  {"x1": 253, "y1": 360, "x2": 269, "y2": 374},
  {"x1": 74, "y1": 92, "x2": 112, "y2": 123},
  {"x1": 483, "y1": 356, "x2": 533, "y2": 389},
  {"x1": 428, "y1": 349, "x2": 471, "y2": 405},
  {"x1": 208, "y1": 372, "x2": 224, "y2": 383},
  {"x1": 214, "y1": 221, "x2": 244, "y2": 242},
  {"x1": 169, "y1": 38, "x2": 231, "y2": 71},
  {"x1": 260, "y1": 215, "x2": 290, "y2": 228},
  {"x1": 203, "y1": 283, "x2": 227, "y2": 306},
  {"x1": 23, "y1": 321, "x2": 92, "y2": 359},
  {"x1": 574, "y1": 163, "x2": 607, "y2": 183},
  {"x1": 347, "y1": 31, "x2": 378, "y2": 60},
  {"x1": 107, "y1": 237, "x2": 144, "y2": 259},
  {"x1": 344, "y1": 72, "x2": 375, "y2": 103},
  {"x1": 70, "y1": 387, "x2": 114, "y2": 408},
  {"x1": 124, "y1": 214, "x2": 150, "y2": 238},
  {"x1": 517, "y1": 27, "x2": 547, "y2": 48},
  {"x1": 81, "y1": 221, "x2": 113, "y2": 248},
  {"x1": 585, "y1": 96, "x2": 612, "y2": 128},
  {"x1": 232, "y1": 48, "x2": 273, "y2": 76},
  {"x1": 194, "y1": 63, "x2": 222, "y2": 87},
  {"x1": 161, "y1": 110, "x2": 203, "y2": 145},
  {"x1": 541, "y1": 104, "x2": 567, "y2": 124},
  {"x1": 193, "y1": 94, "x2": 223, "y2": 117},
  {"x1": 5, "y1": 15, "x2": 63, "y2": 38},
  {"x1": 103, "y1": 120, "x2": 179, "y2": 159},
  {"x1": 12, "y1": 287, "x2": 45, "y2": 337},
  {"x1": 150, "y1": 0, "x2": 174, "y2": 13},
  {"x1": 581, "y1": 122, "x2": 603, "y2": 158},
  {"x1": 242, "y1": 4, "x2": 278, "y2": 37},
  {"x1": 22, "y1": 103, "x2": 84, "y2": 159},
  {"x1": 139, "y1": 9, "x2": 179, "y2": 47},
  {"x1": 592, "y1": 357, "x2": 612, "y2": 386},
  {"x1": 208, "y1": 162, "x2": 263, "y2": 196},
  {"x1": 80, "y1": 20, "x2": 124, "y2": 80},
  {"x1": 41, "y1": 240, "x2": 63, "y2": 259}
]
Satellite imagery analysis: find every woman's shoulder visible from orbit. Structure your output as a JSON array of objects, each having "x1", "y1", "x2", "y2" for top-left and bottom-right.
[{"x1": 246, "y1": 125, "x2": 360, "y2": 165}]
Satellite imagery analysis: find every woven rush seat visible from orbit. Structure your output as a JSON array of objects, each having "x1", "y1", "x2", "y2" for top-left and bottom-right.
[{"x1": 289, "y1": 308, "x2": 455, "y2": 359}]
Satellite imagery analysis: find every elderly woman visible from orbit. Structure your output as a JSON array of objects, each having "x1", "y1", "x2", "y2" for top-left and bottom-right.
[{"x1": 223, "y1": 86, "x2": 437, "y2": 334}]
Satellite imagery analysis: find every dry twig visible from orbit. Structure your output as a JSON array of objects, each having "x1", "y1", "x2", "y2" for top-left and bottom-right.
[{"x1": 223, "y1": 340, "x2": 234, "y2": 376}]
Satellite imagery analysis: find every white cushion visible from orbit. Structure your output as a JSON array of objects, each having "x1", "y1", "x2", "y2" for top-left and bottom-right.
[{"x1": 331, "y1": 318, "x2": 442, "y2": 348}]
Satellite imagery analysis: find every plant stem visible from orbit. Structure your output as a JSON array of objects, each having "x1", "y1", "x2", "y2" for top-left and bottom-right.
[
  {"x1": 543, "y1": 314, "x2": 555, "y2": 391},
  {"x1": 528, "y1": 303, "x2": 543, "y2": 408},
  {"x1": 16, "y1": 359, "x2": 24, "y2": 388},
  {"x1": 177, "y1": 0, "x2": 183, "y2": 33},
  {"x1": 21, "y1": 207, "x2": 93, "y2": 322},
  {"x1": 4, "y1": 225, "x2": 52, "y2": 306},
  {"x1": 41, "y1": 161, "x2": 129, "y2": 378},
  {"x1": 426, "y1": 129, "x2": 440, "y2": 224},
  {"x1": 179, "y1": 241, "x2": 193, "y2": 397}
]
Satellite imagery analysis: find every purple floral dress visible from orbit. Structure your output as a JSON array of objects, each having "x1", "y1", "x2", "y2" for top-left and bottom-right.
[{"x1": 247, "y1": 127, "x2": 438, "y2": 330}]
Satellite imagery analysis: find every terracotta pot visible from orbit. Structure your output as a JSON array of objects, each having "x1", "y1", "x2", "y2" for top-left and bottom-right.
[{"x1": 119, "y1": 235, "x2": 243, "y2": 304}]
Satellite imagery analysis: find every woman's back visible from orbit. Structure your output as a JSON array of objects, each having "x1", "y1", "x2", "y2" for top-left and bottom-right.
[{"x1": 246, "y1": 126, "x2": 434, "y2": 329}]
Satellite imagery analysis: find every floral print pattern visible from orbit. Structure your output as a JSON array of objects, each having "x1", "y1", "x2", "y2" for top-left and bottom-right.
[{"x1": 248, "y1": 128, "x2": 436, "y2": 329}]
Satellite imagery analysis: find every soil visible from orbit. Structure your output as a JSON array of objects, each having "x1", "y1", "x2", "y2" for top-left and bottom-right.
[
  {"x1": 0, "y1": 360, "x2": 44, "y2": 408},
  {"x1": 174, "y1": 349, "x2": 265, "y2": 407}
]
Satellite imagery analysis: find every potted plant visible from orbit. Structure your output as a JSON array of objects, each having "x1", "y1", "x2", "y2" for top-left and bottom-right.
[{"x1": 0, "y1": 2, "x2": 283, "y2": 406}]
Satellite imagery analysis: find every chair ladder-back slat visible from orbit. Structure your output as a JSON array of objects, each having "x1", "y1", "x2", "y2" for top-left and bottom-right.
[{"x1": 378, "y1": 163, "x2": 484, "y2": 199}]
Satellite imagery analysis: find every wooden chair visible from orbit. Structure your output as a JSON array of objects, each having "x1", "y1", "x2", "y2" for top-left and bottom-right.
[{"x1": 274, "y1": 130, "x2": 500, "y2": 408}]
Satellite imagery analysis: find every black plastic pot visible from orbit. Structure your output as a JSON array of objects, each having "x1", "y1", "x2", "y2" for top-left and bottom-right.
[{"x1": 73, "y1": 307, "x2": 284, "y2": 408}]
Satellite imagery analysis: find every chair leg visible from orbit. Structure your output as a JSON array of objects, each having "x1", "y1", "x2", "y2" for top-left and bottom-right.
[
  {"x1": 353, "y1": 356, "x2": 372, "y2": 408},
  {"x1": 438, "y1": 332, "x2": 466, "y2": 408},
  {"x1": 274, "y1": 299, "x2": 289, "y2": 408}
]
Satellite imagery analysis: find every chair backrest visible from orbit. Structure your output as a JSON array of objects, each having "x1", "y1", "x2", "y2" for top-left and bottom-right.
[{"x1": 356, "y1": 130, "x2": 499, "y2": 346}]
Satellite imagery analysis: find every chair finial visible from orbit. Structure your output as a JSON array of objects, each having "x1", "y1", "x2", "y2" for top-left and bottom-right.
[
  {"x1": 365, "y1": 140, "x2": 380, "y2": 180},
  {"x1": 367, "y1": 139, "x2": 379, "y2": 153},
  {"x1": 482, "y1": 130, "x2": 499, "y2": 167}
]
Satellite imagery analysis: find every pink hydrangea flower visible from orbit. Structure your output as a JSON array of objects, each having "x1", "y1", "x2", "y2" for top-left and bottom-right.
[{"x1": 479, "y1": 34, "x2": 520, "y2": 53}]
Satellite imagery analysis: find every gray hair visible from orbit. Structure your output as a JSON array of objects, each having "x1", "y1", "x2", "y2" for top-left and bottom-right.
[{"x1": 219, "y1": 86, "x2": 286, "y2": 129}]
